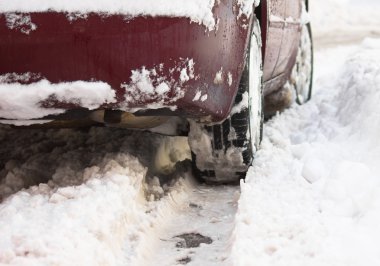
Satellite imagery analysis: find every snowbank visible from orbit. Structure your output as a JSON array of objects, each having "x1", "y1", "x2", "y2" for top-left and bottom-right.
[
  {"x1": 230, "y1": 39, "x2": 380, "y2": 265},
  {"x1": 0, "y1": 129, "x2": 145, "y2": 264},
  {"x1": 0, "y1": 154, "x2": 147, "y2": 265},
  {"x1": 0, "y1": 128, "x2": 192, "y2": 265}
]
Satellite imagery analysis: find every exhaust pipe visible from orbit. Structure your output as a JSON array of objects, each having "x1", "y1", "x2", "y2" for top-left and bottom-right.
[{"x1": 90, "y1": 110, "x2": 169, "y2": 129}]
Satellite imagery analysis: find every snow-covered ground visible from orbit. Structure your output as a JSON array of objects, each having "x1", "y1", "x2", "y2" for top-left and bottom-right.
[
  {"x1": 228, "y1": 2, "x2": 380, "y2": 264},
  {"x1": 311, "y1": 0, "x2": 380, "y2": 48},
  {"x1": 311, "y1": 0, "x2": 380, "y2": 33},
  {"x1": 1, "y1": 0, "x2": 380, "y2": 265},
  {"x1": 0, "y1": 126, "x2": 238, "y2": 265},
  {"x1": 231, "y1": 38, "x2": 380, "y2": 266}
]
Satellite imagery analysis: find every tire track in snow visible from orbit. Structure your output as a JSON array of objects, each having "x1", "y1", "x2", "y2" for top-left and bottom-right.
[{"x1": 137, "y1": 178, "x2": 239, "y2": 266}]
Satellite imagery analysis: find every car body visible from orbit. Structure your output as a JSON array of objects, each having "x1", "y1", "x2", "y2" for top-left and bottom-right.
[
  {"x1": 0, "y1": 0, "x2": 306, "y2": 125},
  {"x1": 0, "y1": 0, "x2": 312, "y2": 182}
]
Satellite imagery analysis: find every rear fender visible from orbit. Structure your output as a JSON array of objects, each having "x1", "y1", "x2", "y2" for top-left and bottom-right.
[{"x1": 0, "y1": 0, "x2": 256, "y2": 122}]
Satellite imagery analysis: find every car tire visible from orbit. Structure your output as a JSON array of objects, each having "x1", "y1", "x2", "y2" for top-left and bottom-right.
[
  {"x1": 263, "y1": 20, "x2": 313, "y2": 120},
  {"x1": 188, "y1": 17, "x2": 263, "y2": 184},
  {"x1": 292, "y1": 23, "x2": 313, "y2": 104}
]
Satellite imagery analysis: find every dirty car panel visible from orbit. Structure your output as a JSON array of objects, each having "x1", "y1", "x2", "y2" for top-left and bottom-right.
[
  {"x1": 0, "y1": 0, "x2": 304, "y2": 124},
  {"x1": 0, "y1": 1, "x2": 251, "y2": 122}
]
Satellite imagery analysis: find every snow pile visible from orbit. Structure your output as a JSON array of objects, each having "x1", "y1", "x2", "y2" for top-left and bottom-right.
[
  {"x1": 230, "y1": 39, "x2": 380, "y2": 265},
  {"x1": 0, "y1": 127, "x2": 192, "y2": 265},
  {"x1": 0, "y1": 154, "x2": 147, "y2": 265},
  {"x1": 0, "y1": 80, "x2": 116, "y2": 119}
]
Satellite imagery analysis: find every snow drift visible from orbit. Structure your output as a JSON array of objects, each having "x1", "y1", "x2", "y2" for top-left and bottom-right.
[{"x1": 230, "y1": 39, "x2": 380, "y2": 265}]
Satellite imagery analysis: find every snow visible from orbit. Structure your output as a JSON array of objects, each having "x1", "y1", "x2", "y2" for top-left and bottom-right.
[
  {"x1": 192, "y1": 91, "x2": 202, "y2": 102},
  {"x1": 5, "y1": 13, "x2": 36, "y2": 35},
  {"x1": 188, "y1": 120, "x2": 246, "y2": 181},
  {"x1": 0, "y1": 120, "x2": 52, "y2": 126},
  {"x1": 0, "y1": 0, "x2": 217, "y2": 31},
  {"x1": 1, "y1": 0, "x2": 258, "y2": 31},
  {"x1": 1, "y1": 0, "x2": 380, "y2": 265},
  {"x1": 0, "y1": 127, "x2": 234, "y2": 265},
  {"x1": 213, "y1": 68, "x2": 224, "y2": 85},
  {"x1": 154, "y1": 137, "x2": 191, "y2": 175},
  {"x1": 237, "y1": 0, "x2": 260, "y2": 19},
  {"x1": 0, "y1": 72, "x2": 40, "y2": 83},
  {"x1": 0, "y1": 129, "x2": 147, "y2": 264},
  {"x1": 200, "y1": 94, "x2": 208, "y2": 102},
  {"x1": 120, "y1": 59, "x2": 194, "y2": 112},
  {"x1": 227, "y1": 72, "x2": 233, "y2": 87},
  {"x1": 147, "y1": 184, "x2": 239, "y2": 266},
  {"x1": 0, "y1": 128, "x2": 193, "y2": 265},
  {"x1": 0, "y1": 80, "x2": 116, "y2": 119},
  {"x1": 230, "y1": 39, "x2": 380, "y2": 265},
  {"x1": 311, "y1": 0, "x2": 380, "y2": 35},
  {"x1": 180, "y1": 68, "x2": 190, "y2": 83},
  {"x1": 0, "y1": 59, "x2": 194, "y2": 120},
  {"x1": 230, "y1": 91, "x2": 248, "y2": 116}
]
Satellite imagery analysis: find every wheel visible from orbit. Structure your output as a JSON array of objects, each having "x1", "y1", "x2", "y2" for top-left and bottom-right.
[
  {"x1": 293, "y1": 23, "x2": 313, "y2": 104},
  {"x1": 188, "y1": 17, "x2": 263, "y2": 184},
  {"x1": 263, "y1": 18, "x2": 313, "y2": 119}
]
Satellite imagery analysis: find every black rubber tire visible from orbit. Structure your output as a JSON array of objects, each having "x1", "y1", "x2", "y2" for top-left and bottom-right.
[{"x1": 189, "y1": 17, "x2": 263, "y2": 184}]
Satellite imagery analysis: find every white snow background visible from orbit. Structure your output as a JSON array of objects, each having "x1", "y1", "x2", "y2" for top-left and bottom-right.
[{"x1": 0, "y1": 0, "x2": 380, "y2": 265}]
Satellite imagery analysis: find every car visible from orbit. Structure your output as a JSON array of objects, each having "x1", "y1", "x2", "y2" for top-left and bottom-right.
[{"x1": 0, "y1": 0, "x2": 313, "y2": 183}]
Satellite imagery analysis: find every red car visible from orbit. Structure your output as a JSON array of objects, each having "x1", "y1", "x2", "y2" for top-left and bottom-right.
[{"x1": 0, "y1": 0, "x2": 313, "y2": 183}]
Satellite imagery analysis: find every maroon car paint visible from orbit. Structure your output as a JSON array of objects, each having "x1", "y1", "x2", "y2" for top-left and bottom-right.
[
  {"x1": 0, "y1": 0, "x2": 252, "y2": 122},
  {"x1": 262, "y1": 0, "x2": 302, "y2": 95},
  {"x1": 0, "y1": 0, "x2": 303, "y2": 122}
]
